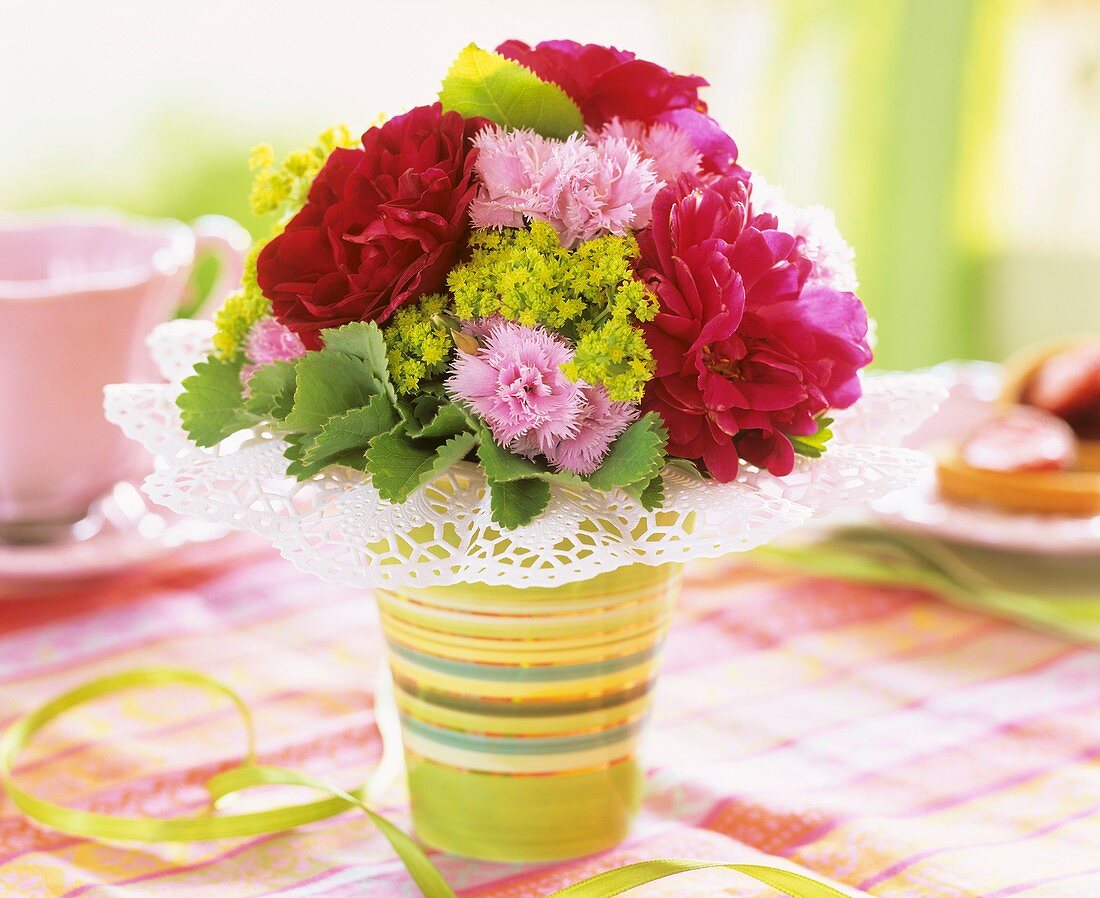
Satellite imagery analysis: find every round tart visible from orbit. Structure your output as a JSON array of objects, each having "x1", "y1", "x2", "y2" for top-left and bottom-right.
[
  {"x1": 937, "y1": 337, "x2": 1100, "y2": 516},
  {"x1": 937, "y1": 450, "x2": 1100, "y2": 516}
]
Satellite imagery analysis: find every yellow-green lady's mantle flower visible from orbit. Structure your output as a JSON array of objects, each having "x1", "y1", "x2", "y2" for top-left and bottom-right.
[
  {"x1": 248, "y1": 124, "x2": 358, "y2": 221},
  {"x1": 213, "y1": 125, "x2": 361, "y2": 358},
  {"x1": 384, "y1": 294, "x2": 452, "y2": 395},
  {"x1": 446, "y1": 221, "x2": 656, "y2": 400}
]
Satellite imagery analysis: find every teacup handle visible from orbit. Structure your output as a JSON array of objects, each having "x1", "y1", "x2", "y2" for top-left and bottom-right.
[{"x1": 179, "y1": 215, "x2": 251, "y2": 319}]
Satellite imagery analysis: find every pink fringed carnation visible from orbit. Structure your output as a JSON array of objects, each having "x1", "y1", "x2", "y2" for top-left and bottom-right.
[
  {"x1": 241, "y1": 317, "x2": 306, "y2": 385},
  {"x1": 592, "y1": 118, "x2": 702, "y2": 185},
  {"x1": 469, "y1": 126, "x2": 660, "y2": 247},
  {"x1": 516, "y1": 384, "x2": 637, "y2": 475},
  {"x1": 446, "y1": 320, "x2": 583, "y2": 449}
]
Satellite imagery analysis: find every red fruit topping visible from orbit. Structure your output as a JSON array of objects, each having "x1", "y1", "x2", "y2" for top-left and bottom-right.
[
  {"x1": 961, "y1": 406, "x2": 1078, "y2": 473},
  {"x1": 1025, "y1": 343, "x2": 1100, "y2": 423}
]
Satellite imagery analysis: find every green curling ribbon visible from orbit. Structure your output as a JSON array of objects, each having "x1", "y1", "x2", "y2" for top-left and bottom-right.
[
  {"x1": 0, "y1": 668, "x2": 849, "y2": 898},
  {"x1": 549, "y1": 860, "x2": 850, "y2": 897}
]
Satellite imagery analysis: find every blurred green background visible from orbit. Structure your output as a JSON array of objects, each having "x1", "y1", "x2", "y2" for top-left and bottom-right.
[{"x1": 2, "y1": 0, "x2": 1097, "y2": 369}]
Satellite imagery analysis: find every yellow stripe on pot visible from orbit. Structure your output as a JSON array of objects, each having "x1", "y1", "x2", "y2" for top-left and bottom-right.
[
  {"x1": 377, "y1": 584, "x2": 664, "y2": 616},
  {"x1": 380, "y1": 621, "x2": 670, "y2": 667},
  {"x1": 375, "y1": 602, "x2": 669, "y2": 641},
  {"x1": 375, "y1": 597, "x2": 672, "y2": 643}
]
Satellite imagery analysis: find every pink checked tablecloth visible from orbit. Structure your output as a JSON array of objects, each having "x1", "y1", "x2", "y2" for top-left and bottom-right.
[{"x1": 2, "y1": 536, "x2": 1099, "y2": 897}]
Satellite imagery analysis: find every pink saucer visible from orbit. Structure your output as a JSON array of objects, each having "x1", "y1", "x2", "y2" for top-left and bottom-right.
[
  {"x1": 0, "y1": 481, "x2": 230, "y2": 590},
  {"x1": 872, "y1": 362, "x2": 1100, "y2": 556}
]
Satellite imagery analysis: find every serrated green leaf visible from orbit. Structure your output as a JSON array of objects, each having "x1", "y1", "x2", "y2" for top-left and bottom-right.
[
  {"x1": 301, "y1": 397, "x2": 398, "y2": 471},
  {"x1": 624, "y1": 472, "x2": 666, "y2": 511},
  {"x1": 638, "y1": 473, "x2": 660, "y2": 508},
  {"x1": 439, "y1": 43, "x2": 584, "y2": 139},
  {"x1": 407, "y1": 399, "x2": 471, "y2": 440},
  {"x1": 475, "y1": 426, "x2": 547, "y2": 482},
  {"x1": 244, "y1": 360, "x2": 298, "y2": 421},
  {"x1": 366, "y1": 431, "x2": 477, "y2": 503},
  {"x1": 542, "y1": 467, "x2": 589, "y2": 489},
  {"x1": 177, "y1": 356, "x2": 260, "y2": 447},
  {"x1": 283, "y1": 350, "x2": 383, "y2": 433},
  {"x1": 587, "y1": 413, "x2": 668, "y2": 492},
  {"x1": 667, "y1": 457, "x2": 706, "y2": 479},
  {"x1": 488, "y1": 478, "x2": 551, "y2": 529},
  {"x1": 790, "y1": 416, "x2": 835, "y2": 460},
  {"x1": 410, "y1": 394, "x2": 443, "y2": 421},
  {"x1": 284, "y1": 432, "x2": 324, "y2": 480},
  {"x1": 320, "y1": 321, "x2": 395, "y2": 402},
  {"x1": 471, "y1": 423, "x2": 590, "y2": 489}
]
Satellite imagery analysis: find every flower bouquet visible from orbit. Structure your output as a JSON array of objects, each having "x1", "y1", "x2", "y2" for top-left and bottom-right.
[{"x1": 107, "y1": 39, "x2": 941, "y2": 863}]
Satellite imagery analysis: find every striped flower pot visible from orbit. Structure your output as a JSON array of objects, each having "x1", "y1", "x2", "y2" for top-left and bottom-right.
[{"x1": 376, "y1": 563, "x2": 683, "y2": 862}]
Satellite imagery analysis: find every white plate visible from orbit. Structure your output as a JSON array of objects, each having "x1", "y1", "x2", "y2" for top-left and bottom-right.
[
  {"x1": 0, "y1": 480, "x2": 230, "y2": 591},
  {"x1": 872, "y1": 361, "x2": 1100, "y2": 556}
]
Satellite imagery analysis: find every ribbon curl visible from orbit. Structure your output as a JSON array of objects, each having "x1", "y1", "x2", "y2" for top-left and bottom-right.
[{"x1": 0, "y1": 668, "x2": 851, "y2": 898}]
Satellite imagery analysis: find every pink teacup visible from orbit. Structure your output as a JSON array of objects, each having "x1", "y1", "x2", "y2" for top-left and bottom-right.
[{"x1": 0, "y1": 209, "x2": 248, "y2": 543}]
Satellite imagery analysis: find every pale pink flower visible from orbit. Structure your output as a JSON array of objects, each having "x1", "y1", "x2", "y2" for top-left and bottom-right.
[
  {"x1": 241, "y1": 316, "x2": 306, "y2": 385},
  {"x1": 469, "y1": 126, "x2": 660, "y2": 247},
  {"x1": 517, "y1": 384, "x2": 638, "y2": 475},
  {"x1": 467, "y1": 129, "x2": 558, "y2": 229},
  {"x1": 593, "y1": 118, "x2": 702, "y2": 185},
  {"x1": 588, "y1": 134, "x2": 661, "y2": 233},
  {"x1": 446, "y1": 320, "x2": 583, "y2": 449},
  {"x1": 750, "y1": 176, "x2": 859, "y2": 292}
]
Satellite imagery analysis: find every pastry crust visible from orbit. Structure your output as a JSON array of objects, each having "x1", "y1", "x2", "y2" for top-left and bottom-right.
[
  {"x1": 1079, "y1": 440, "x2": 1100, "y2": 471},
  {"x1": 937, "y1": 450, "x2": 1100, "y2": 516}
]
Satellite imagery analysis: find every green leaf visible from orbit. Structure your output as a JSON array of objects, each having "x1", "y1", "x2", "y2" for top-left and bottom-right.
[
  {"x1": 244, "y1": 360, "x2": 298, "y2": 421},
  {"x1": 475, "y1": 426, "x2": 548, "y2": 482},
  {"x1": 301, "y1": 397, "x2": 399, "y2": 470},
  {"x1": 320, "y1": 322, "x2": 395, "y2": 401},
  {"x1": 488, "y1": 478, "x2": 551, "y2": 529},
  {"x1": 283, "y1": 350, "x2": 384, "y2": 433},
  {"x1": 471, "y1": 423, "x2": 589, "y2": 489},
  {"x1": 407, "y1": 399, "x2": 471, "y2": 440},
  {"x1": 790, "y1": 416, "x2": 835, "y2": 459},
  {"x1": 639, "y1": 474, "x2": 665, "y2": 511},
  {"x1": 667, "y1": 457, "x2": 706, "y2": 479},
  {"x1": 587, "y1": 413, "x2": 668, "y2": 492},
  {"x1": 623, "y1": 472, "x2": 665, "y2": 511},
  {"x1": 542, "y1": 467, "x2": 589, "y2": 489},
  {"x1": 366, "y1": 431, "x2": 477, "y2": 503},
  {"x1": 439, "y1": 43, "x2": 584, "y2": 139},
  {"x1": 284, "y1": 432, "x2": 324, "y2": 480},
  {"x1": 177, "y1": 356, "x2": 260, "y2": 447}
]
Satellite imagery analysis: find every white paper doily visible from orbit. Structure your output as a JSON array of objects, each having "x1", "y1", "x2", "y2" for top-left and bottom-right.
[{"x1": 105, "y1": 320, "x2": 944, "y2": 588}]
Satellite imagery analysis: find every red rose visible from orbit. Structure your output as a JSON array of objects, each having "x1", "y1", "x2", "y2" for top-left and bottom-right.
[
  {"x1": 257, "y1": 104, "x2": 482, "y2": 348},
  {"x1": 638, "y1": 176, "x2": 872, "y2": 479},
  {"x1": 496, "y1": 39, "x2": 744, "y2": 177}
]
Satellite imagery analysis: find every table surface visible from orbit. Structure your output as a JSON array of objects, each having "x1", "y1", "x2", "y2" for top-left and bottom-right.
[{"x1": 2, "y1": 537, "x2": 1099, "y2": 898}]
